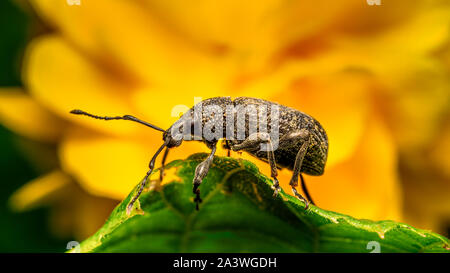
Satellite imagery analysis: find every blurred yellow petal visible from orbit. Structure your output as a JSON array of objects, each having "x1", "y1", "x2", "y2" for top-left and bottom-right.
[
  {"x1": 7, "y1": 168, "x2": 116, "y2": 240},
  {"x1": 48, "y1": 185, "x2": 118, "y2": 239},
  {"x1": 430, "y1": 120, "x2": 450, "y2": 179},
  {"x1": 23, "y1": 35, "x2": 142, "y2": 136},
  {"x1": 307, "y1": 113, "x2": 401, "y2": 221},
  {"x1": 0, "y1": 88, "x2": 66, "y2": 141},
  {"x1": 344, "y1": 4, "x2": 450, "y2": 55},
  {"x1": 403, "y1": 175, "x2": 450, "y2": 236},
  {"x1": 29, "y1": 0, "x2": 356, "y2": 83},
  {"x1": 400, "y1": 139, "x2": 450, "y2": 235},
  {"x1": 336, "y1": 0, "x2": 449, "y2": 42},
  {"x1": 382, "y1": 75, "x2": 449, "y2": 151},
  {"x1": 297, "y1": 5, "x2": 450, "y2": 91},
  {"x1": 60, "y1": 134, "x2": 153, "y2": 200},
  {"x1": 332, "y1": 5, "x2": 450, "y2": 89},
  {"x1": 141, "y1": 0, "x2": 355, "y2": 68},
  {"x1": 30, "y1": 0, "x2": 235, "y2": 88},
  {"x1": 9, "y1": 170, "x2": 72, "y2": 211}
]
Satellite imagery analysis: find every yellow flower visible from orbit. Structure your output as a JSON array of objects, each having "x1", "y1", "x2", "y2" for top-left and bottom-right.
[{"x1": 1, "y1": 0, "x2": 449, "y2": 239}]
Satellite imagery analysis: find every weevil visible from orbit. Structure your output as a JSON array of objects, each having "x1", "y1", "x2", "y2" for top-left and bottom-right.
[{"x1": 70, "y1": 97, "x2": 328, "y2": 214}]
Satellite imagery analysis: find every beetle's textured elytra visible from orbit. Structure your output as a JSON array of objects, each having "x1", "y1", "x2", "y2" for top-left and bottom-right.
[{"x1": 70, "y1": 96, "x2": 328, "y2": 214}]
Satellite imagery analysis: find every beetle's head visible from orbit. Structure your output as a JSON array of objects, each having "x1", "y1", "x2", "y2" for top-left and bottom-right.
[{"x1": 163, "y1": 130, "x2": 183, "y2": 148}]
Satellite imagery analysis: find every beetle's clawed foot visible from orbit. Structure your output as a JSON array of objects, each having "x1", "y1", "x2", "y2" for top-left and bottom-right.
[
  {"x1": 291, "y1": 187, "x2": 310, "y2": 210},
  {"x1": 271, "y1": 186, "x2": 280, "y2": 197},
  {"x1": 126, "y1": 203, "x2": 133, "y2": 216},
  {"x1": 194, "y1": 190, "x2": 202, "y2": 210},
  {"x1": 271, "y1": 178, "x2": 281, "y2": 197},
  {"x1": 294, "y1": 195, "x2": 310, "y2": 210},
  {"x1": 193, "y1": 185, "x2": 202, "y2": 210},
  {"x1": 302, "y1": 199, "x2": 310, "y2": 210},
  {"x1": 271, "y1": 184, "x2": 281, "y2": 197}
]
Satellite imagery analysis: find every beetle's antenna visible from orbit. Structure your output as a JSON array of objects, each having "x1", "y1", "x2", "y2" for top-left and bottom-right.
[
  {"x1": 70, "y1": 109, "x2": 165, "y2": 132},
  {"x1": 126, "y1": 140, "x2": 169, "y2": 215},
  {"x1": 300, "y1": 174, "x2": 315, "y2": 206}
]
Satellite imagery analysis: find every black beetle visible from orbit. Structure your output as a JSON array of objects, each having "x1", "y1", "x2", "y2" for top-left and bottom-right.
[{"x1": 71, "y1": 96, "x2": 328, "y2": 214}]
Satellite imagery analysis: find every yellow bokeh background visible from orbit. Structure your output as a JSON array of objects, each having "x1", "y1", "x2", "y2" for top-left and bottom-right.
[{"x1": 0, "y1": 0, "x2": 449, "y2": 240}]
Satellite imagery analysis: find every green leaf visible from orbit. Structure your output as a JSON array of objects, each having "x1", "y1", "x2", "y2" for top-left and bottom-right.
[{"x1": 73, "y1": 154, "x2": 450, "y2": 253}]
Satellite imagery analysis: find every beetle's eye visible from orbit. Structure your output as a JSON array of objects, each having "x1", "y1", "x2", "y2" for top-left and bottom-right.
[{"x1": 166, "y1": 137, "x2": 182, "y2": 148}]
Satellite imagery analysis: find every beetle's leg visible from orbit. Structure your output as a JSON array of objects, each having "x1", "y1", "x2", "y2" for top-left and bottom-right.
[
  {"x1": 265, "y1": 137, "x2": 281, "y2": 197},
  {"x1": 126, "y1": 140, "x2": 168, "y2": 215},
  {"x1": 159, "y1": 147, "x2": 170, "y2": 182},
  {"x1": 286, "y1": 131, "x2": 311, "y2": 209},
  {"x1": 220, "y1": 140, "x2": 232, "y2": 157},
  {"x1": 226, "y1": 140, "x2": 231, "y2": 157},
  {"x1": 193, "y1": 142, "x2": 217, "y2": 210},
  {"x1": 145, "y1": 147, "x2": 171, "y2": 193},
  {"x1": 231, "y1": 133, "x2": 281, "y2": 197},
  {"x1": 300, "y1": 173, "x2": 315, "y2": 206},
  {"x1": 127, "y1": 170, "x2": 152, "y2": 215}
]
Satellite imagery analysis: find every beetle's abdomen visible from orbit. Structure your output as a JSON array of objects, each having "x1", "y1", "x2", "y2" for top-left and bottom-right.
[
  {"x1": 275, "y1": 133, "x2": 327, "y2": 175},
  {"x1": 250, "y1": 132, "x2": 327, "y2": 176},
  {"x1": 231, "y1": 97, "x2": 328, "y2": 175}
]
